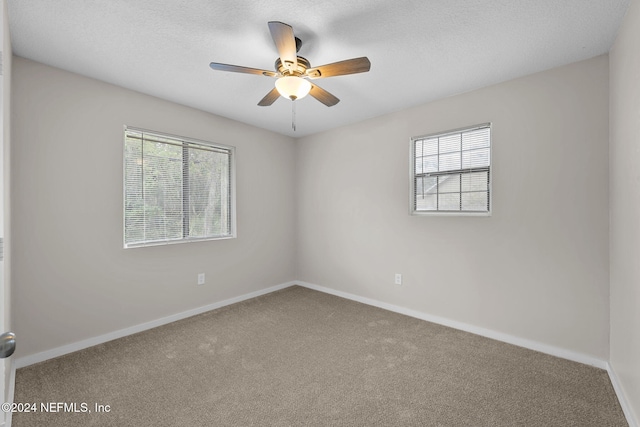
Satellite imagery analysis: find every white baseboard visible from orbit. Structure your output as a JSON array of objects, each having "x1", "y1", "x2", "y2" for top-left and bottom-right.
[
  {"x1": 14, "y1": 281, "x2": 296, "y2": 369},
  {"x1": 11, "y1": 279, "x2": 635, "y2": 427},
  {"x1": 298, "y1": 283, "x2": 640, "y2": 424},
  {"x1": 296, "y1": 281, "x2": 608, "y2": 369},
  {"x1": 606, "y1": 362, "x2": 638, "y2": 427},
  {"x1": 16, "y1": 279, "x2": 608, "y2": 370},
  {"x1": 298, "y1": 281, "x2": 638, "y2": 427}
]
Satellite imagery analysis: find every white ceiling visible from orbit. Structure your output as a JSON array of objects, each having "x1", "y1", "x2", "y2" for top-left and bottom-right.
[{"x1": 7, "y1": 0, "x2": 630, "y2": 138}]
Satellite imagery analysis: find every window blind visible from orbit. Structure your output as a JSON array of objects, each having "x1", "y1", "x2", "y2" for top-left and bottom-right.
[
  {"x1": 412, "y1": 124, "x2": 491, "y2": 213},
  {"x1": 124, "y1": 128, "x2": 234, "y2": 247}
]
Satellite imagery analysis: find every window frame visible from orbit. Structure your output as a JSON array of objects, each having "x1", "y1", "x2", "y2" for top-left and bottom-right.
[
  {"x1": 123, "y1": 126, "x2": 237, "y2": 248},
  {"x1": 409, "y1": 123, "x2": 492, "y2": 216}
]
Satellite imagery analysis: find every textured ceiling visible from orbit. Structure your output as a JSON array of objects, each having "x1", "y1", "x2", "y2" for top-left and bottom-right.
[{"x1": 7, "y1": 0, "x2": 630, "y2": 138}]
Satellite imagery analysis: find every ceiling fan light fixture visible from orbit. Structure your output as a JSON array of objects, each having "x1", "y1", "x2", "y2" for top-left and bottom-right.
[{"x1": 275, "y1": 76, "x2": 311, "y2": 101}]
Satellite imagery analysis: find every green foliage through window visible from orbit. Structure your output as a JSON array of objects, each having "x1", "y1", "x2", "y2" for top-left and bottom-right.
[{"x1": 124, "y1": 128, "x2": 234, "y2": 247}]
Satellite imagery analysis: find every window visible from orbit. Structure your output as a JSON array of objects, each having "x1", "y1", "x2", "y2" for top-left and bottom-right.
[
  {"x1": 411, "y1": 124, "x2": 491, "y2": 214},
  {"x1": 124, "y1": 127, "x2": 235, "y2": 247}
]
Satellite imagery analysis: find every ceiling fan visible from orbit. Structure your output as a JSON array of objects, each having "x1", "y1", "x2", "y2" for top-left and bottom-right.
[{"x1": 209, "y1": 21, "x2": 371, "y2": 107}]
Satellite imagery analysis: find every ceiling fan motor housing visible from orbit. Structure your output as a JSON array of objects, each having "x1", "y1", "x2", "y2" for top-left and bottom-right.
[{"x1": 275, "y1": 56, "x2": 311, "y2": 77}]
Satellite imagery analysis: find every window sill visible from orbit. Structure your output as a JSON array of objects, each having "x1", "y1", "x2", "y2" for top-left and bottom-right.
[
  {"x1": 124, "y1": 234, "x2": 236, "y2": 249},
  {"x1": 410, "y1": 210, "x2": 492, "y2": 217}
]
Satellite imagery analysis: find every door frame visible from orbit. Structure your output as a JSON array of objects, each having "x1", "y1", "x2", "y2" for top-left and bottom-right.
[{"x1": 1, "y1": 1, "x2": 13, "y2": 425}]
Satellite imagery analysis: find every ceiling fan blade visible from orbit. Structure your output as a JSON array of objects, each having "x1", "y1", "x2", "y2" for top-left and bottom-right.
[
  {"x1": 309, "y1": 83, "x2": 340, "y2": 107},
  {"x1": 209, "y1": 62, "x2": 277, "y2": 77},
  {"x1": 268, "y1": 21, "x2": 298, "y2": 72},
  {"x1": 306, "y1": 57, "x2": 371, "y2": 79},
  {"x1": 257, "y1": 87, "x2": 281, "y2": 106}
]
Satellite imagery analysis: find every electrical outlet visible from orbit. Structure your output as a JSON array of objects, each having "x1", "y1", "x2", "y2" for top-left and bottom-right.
[
  {"x1": 394, "y1": 273, "x2": 402, "y2": 285},
  {"x1": 197, "y1": 273, "x2": 205, "y2": 285}
]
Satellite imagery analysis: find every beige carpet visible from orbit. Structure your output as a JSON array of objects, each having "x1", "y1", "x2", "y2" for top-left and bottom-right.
[{"x1": 12, "y1": 286, "x2": 627, "y2": 426}]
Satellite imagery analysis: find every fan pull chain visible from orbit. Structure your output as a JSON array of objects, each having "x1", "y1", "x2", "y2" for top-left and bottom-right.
[{"x1": 292, "y1": 100, "x2": 296, "y2": 132}]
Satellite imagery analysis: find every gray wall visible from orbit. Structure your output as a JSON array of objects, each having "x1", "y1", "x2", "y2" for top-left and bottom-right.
[
  {"x1": 11, "y1": 57, "x2": 297, "y2": 357},
  {"x1": 296, "y1": 55, "x2": 610, "y2": 360},
  {"x1": 610, "y1": 0, "x2": 640, "y2": 421},
  {"x1": 11, "y1": 52, "x2": 615, "y2": 369}
]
